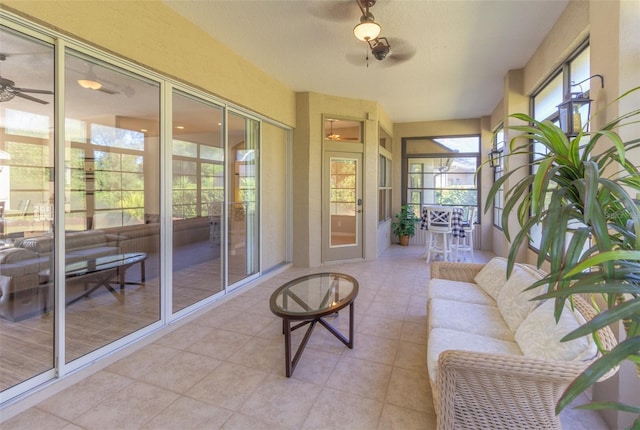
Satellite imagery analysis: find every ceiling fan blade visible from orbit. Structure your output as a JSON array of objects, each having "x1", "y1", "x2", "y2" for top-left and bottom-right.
[
  {"x1": 97, "y1": 86, "x2": 119, "y2": 95},
  {"x1": 14, "y1": 92, "x2": 49, "y2": 105},
  {"x1": 308, "y1": 1, "x2": 360, "y2": 22},
  {"x1": 13, "y1": 87, "x2": 54, "y2": 95}
]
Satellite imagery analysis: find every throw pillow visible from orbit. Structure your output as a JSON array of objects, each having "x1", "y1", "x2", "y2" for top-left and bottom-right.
[
  {"x1": 473, "y1": 257, "x2": 508, "y2": 301},
  {"x1": 496, "y1": 265, "x2": 545, "y2": 331},
  {"x1": 515, "y1": 299, "x2": 597, "y2": 361}
]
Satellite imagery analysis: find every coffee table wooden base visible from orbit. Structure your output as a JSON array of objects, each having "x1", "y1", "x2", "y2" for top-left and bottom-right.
[{"x1": 282, "y1": 302, "x2": 354, "y2": 377}]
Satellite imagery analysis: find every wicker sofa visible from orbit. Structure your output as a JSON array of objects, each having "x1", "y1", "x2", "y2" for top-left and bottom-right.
[{"x1": 427, "y1": 258, "x2": 617, "y2": 430}]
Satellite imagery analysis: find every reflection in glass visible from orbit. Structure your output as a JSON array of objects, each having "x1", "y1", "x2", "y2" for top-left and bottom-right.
[
  {"x1": 228, "y1": 113, "x2": 259, "y2": 286},
  {"x1": 330, "y1": 158, "x2": 357, "y2": 247},
  {"x1": 0, "y1": 27, "x2": 55, "y2": 392},
  {"x1": 64, "y1": 51, "x2": 160, "y2": 363},
  {"x1": 171, "y1": 91, "x2": 224, "y2": 312}
]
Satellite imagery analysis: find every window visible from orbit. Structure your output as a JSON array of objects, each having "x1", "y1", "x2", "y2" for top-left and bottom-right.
[
  {"x1": 529, "y1": 43, "x2": 589, "y2": 250},
  {"x1": 323, "y1": 117, "x2": 362, "y2": 143},
  {"x1": 404, "y1": 136, "x2": 479, "y2": 219},
  {"x1": 378, "y1": 127, "x2": 392, "y2": 223},
  {"x1": 378, "y1": 154, "x2": 391, "y2": 222},
  {"x1": 492, "y1": 125, "x2": 505, "y2": 229}
]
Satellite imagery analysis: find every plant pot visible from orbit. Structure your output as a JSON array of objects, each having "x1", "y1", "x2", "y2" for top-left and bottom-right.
[{"x1": 399, "y1": 235, "x2": 410, "y2": 246}]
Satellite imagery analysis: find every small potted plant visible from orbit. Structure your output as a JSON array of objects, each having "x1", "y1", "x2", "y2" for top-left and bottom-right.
[{"x1": 391, "y1": 204, "x2": 419, "y2": 246}]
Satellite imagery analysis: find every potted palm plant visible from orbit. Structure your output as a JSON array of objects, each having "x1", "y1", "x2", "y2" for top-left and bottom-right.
[
  {"x1": 486, "y1": 86, "x2": 640, "y2": 425},
  {"x1": 392, "y1": 204, "x2": 419, "y2": 246}
]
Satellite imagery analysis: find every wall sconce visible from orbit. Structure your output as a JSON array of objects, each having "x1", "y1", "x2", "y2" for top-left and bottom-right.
[
  {"x1": 488, "y1": 147, "x2": 502, "y2": 168},
  {"x1": 557, "y1": 74, "x2": 604, "y2": 137}
]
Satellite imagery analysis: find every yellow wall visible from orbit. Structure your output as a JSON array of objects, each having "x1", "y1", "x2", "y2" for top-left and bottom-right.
[{"x1": 1, "y1": 0, "x2": 296, "y2": 127}]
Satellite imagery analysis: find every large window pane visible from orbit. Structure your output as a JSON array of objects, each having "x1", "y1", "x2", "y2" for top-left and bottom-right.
[
  {"x1": 172, "y1": 91, "x2": 224, "y2": 312},
  {"x1": 0, "y1": 27, "x2": 55, "y2": 393},
  {"x1": 64, "y1": 51, "x2": 160, "y2": 363}
]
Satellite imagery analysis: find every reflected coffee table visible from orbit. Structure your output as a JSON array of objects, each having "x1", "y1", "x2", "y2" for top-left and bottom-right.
[{"x1": 269, "y1": 272, "x2": 359, "y2": 377}]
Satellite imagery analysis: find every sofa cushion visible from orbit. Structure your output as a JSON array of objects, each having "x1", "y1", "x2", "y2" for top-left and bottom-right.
[
  {"x1": 497, "y1": 265, "x2": 545, "y2": 332},
  {"x1": 429, "y1": 298, "x2": 513, "y2": 341},
  {"x1": 515, "y1": 299, "x2": 597, "y2": 361},
  {"x1": 427, "y1": 278, "x2": 494, "y2": 306},
  {"x1": 473, "y1": 257, "x2": 508, "y2": 301},
  {"x1": 427, "y1": 327, "x2": 522, "y2": 383}
]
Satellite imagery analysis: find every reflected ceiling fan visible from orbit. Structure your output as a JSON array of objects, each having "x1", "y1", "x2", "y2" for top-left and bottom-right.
[
  {"x1": 326, "y1": 119, "x2": 360, "y2": 141},
  {"x1": 76, "y1": 64, "x2": 119, "y2": 94},
  {"x1": 0, "y1": 54, "x2": 53, "y2": 104}
]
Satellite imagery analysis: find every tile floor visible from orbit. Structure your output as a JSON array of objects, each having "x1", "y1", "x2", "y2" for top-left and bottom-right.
[{"x1": 2, "y1": 245, "x2": 608, "y2": 429}]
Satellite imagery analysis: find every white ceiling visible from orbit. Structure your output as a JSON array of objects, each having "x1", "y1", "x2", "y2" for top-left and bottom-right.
[{"x1": 163, "y1": 0, "x2": 569, "y2": 123}]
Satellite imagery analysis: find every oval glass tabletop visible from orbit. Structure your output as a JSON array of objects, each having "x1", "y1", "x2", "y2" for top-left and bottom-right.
[{"x1": 270, "y1": 272, "x2": 358, "y2": 318}]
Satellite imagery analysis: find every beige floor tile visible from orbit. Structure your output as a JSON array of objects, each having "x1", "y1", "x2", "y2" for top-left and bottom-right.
[
  {"x1": 326, "y1": 356, "x2": 392, "y2": 401},
  {"x1": 377, "y1": 403, "x2": 436, "y2": 430},
  {"x1": 385, "y1": 367, "x2": 434, "y2": 414},
  {"x1": 186, "y1": 361, "x2": 268, "y2": 410},
  {"x1": 394, "y1": 341, "x2": 428, "y2": 374},
  {"x1": 288, "y1": 347, "x2": 341, "y2": 385},
  {"x1": 400, "y1": 320, "x2": 428, "y2": 345},
  {"x1": 104, "y1": 343, "x2": 181, "y2": 379},
  {"x1": 73, "y1": 381, "x2": 179, "y2": 430},
  {"x1": 186, "y1": 328, "x2": 252, "y2": 360},
  {"x1": 227, "y1": 336, "x2": 284, "y2": 373},
  {"x1": 302, "y1": 386, "x2": 383, "y2": 430},
  {"x1": 153, "y1": 321, "x2": 214, "y2": 350},
  {"x1": 37, "y1": 370, "x2": 133, "y2": 421},
  {"x1": 1, "y1": 407, "x2": 69, "y2": 430},
  {"x1": 240, "y1": 373, "x2": 321, "y2": 428},
  {"x1": 217, "y1": 310, "x2": 275, "y2": 336},
  {"x1": 342, "y1": 332, "x2": 399, "y2": 365},
  {"x1": 357, "y1": 314, "x2": 403, "y2": 340},
  {"x1": 221, "y1": 412, "x2": 293, "y2": 430},
  {"x1": 139, "y1": 350, "x2": 222, "y2": 393},
  {"x1": 140, "y1": 396, "x2": 233, "y2": 430}
]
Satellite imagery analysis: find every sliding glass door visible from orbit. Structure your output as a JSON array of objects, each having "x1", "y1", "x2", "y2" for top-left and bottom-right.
[
  {"x1": 171, "y1": 90, "x2": 224, "y2": 312},
  {"x1": 227, "y1": 112, "x2": 259, "y2": 287},
  {"x1": 0, "y1": 27, "x2": 55, "y2": 393},
  {"x1": 64, "y1": 51, "x2": 161, "y2": 363}
]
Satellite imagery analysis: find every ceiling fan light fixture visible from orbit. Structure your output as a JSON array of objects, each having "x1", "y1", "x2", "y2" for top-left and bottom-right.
[
  {"x1": 353, "y1": 16, "x2": 381, "y2": 41},
  {"x1": 77, "y1": 79, "x2": 102, "y2": 90}
]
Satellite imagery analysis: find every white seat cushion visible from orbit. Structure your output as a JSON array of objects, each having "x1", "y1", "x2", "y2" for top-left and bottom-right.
[
  {"x1": 515, "y1": 299, "x2": 597, "y2": 361},
  {"x1": 427, "y1": 327, "x2": 522, "y2": 383},
  {"x1": 427, "y1": 278, "x2": 495, "y2": 306},
  {"x1": 429, "y1": 298, "x2": 512, "y2": 341}
]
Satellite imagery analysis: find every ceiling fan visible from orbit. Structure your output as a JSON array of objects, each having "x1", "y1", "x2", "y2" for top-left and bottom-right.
[
  {"x1": 0, "y1": 54, "x2": 54, "y2": 104},
  {"x1": 349, "y1": 1, "x2": 415, "y2": 67},
  {"x1": 76, "y1": 64, "x2": 119, "y2": 95}
]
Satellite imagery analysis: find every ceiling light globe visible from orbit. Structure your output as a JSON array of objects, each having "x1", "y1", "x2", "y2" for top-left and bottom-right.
[{"x1": 353, "y1": 20, "x2": 381, "y2": 41}]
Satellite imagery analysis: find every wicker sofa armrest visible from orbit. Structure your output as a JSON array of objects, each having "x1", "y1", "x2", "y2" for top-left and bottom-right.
[
  {"x1": 430, "y1": 262, "x2": 485, "y2": 283},
  {"x1": 436, "y1": 349, "x2": 588, "y2": 430}
]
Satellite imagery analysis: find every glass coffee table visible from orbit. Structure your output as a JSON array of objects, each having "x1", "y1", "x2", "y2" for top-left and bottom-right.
[{"x1": 269, "y1": 272, "x2": 359, "y2": 377}]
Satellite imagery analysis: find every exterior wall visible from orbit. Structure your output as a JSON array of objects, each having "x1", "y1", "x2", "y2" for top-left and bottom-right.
[
  {"x1": 261, "y1": 123, "x2": 288, "y2": 270},
  {"x1": 1, "y1": 1, "x2": 296, "y2": 128},
  {"x1": 293, "y1": 92, "x2": 384, "y2": 267}
]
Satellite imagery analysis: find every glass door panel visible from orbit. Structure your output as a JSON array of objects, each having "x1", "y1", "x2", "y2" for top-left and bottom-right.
[
  {"x1": 64, "y1": 51, "x2": 160, "y2": 363},
  {"x1": 322, "y1": 152, "x2": 363, "y2": 261},
  {"x1": 171, "y1": 91, "x2": 224, "y2": 312},
  {"x1": 227, "y1": 113, "x2": 259, "y2": 286},
  {"x1": 330, "y1": 158, "x2": 357, "y2": 246},
  {"x1": 0, "y1": 27, "x2": 55, "y2": 392}
]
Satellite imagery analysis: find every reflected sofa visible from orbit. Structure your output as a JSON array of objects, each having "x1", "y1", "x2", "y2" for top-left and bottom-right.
[{"x1": 0, "y1": 230, "x2": 121, "y2": 321}]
